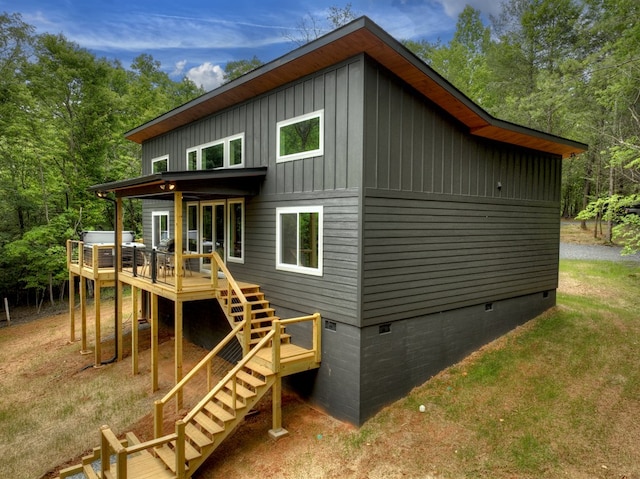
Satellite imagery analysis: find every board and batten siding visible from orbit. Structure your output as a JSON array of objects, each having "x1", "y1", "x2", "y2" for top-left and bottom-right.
[
  {"x1": 361, "y1": 58, "x2": 562, "y2": 327},
  {"x1": 141, "y1": 56, "x2": 364, "y2": 195}
]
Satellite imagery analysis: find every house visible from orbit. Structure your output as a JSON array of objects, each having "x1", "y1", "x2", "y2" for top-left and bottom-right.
[{"x1": 69, "y1": 16, "x2": 586, "y2": 435}]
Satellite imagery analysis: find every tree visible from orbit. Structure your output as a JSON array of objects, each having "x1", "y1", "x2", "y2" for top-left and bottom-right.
[
  {"x1": 224, "y1": 55, "x2": 263, "y2": 83},
  {"x1": 284, "y1": 3, "x2": 358, "y2": 46}
]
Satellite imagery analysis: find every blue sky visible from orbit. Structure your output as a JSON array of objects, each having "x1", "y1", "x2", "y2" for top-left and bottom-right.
[{"x1": 3, "y1": 0, "x2": 501, "y2": 91}]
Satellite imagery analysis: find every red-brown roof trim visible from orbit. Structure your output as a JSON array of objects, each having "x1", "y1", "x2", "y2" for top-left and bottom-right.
[{"x1": 125, "y1": 17, "x2": 587, "y2": 158}]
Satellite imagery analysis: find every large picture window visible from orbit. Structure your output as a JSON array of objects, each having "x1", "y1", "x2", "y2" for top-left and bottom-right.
[
  {"x1": 186, "y1": 133, "x2": 244, "y2": 170},
  {"x1": 276, "y1": 110, "x2": 324, "y2": 162},
  {"x1": 276, "y1": 206, "x2": 323, "y2": 276}
]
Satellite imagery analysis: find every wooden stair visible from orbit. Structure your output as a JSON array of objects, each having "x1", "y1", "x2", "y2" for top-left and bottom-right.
[
  {"x1": 151, "y1": 359, "x2": 275, "y2": 477},
  {"x1": 56, "y1": 256, "x2": 320, "y2": 479},
  {"x1": 216, "y1": 284, "x2": 291, "y2": 347}
]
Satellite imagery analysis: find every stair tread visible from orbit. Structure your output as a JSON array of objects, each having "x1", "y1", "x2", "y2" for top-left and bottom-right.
[
  {"x1": 170, "y1": 439, "x2": 201, "y2": 461},
  {"x1": 194, "y1": 411, "x2": 224, "y2": 435},
  {"x1": 155, "y1": 444, "x2": 181, "y2": 473},
  {"x1": 204, "y1": 401, "x2": 235, "y2": 422},
  {"x1": 185, "y1": 423, "x2": 214, "y2": 448},
  {"x1": 246, "y1": 360, "x2": 274, "y2": 378},
  {"x1": 225, "y1": 380, "x2": 257, "y2": 399},
  {"x1": 215, "y1": 389, "x2": 246, "y2": 410},
  {"x1": 237, "y1": 369, "x2": 266, "y2": 388}
]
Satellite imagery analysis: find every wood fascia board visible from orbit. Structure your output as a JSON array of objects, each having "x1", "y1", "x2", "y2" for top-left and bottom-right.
[{"x1": 471, "y1": 125, "x2": 587, "y2": 159}]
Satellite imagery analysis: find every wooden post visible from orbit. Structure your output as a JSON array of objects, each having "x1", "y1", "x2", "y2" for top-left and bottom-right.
[
  {"x1": 131, "y1": 286, "x2": 139, "y2": 375},
  {"x1": 174, "y1": 191, "x2": 183, "y2": 292},
  {"x1": 268, "y1": 320, "x2": 288, "y2": 440},
  {"x1": 68, "y1": 244, "x2": 75, "y2": 341},
  {"x1": 151, "y1": 293, "x2": 159, "y2": 392},
  {"x1": 80, "y1": 277, "x2": 90, "y2": 354},
  {"x1": 175, "y1": 299, "x2": 183, "y2": 410},
  {"x1": 116, "y1": 279, "x2": 123, "y2": 361},
  {"x1": 94, "y1": 280, "x2": 102, "y2": 368},
  {"x1": 175, "y1": 420, "x2": 186, "y2": 479},
  {"x1": 115, "y1": 197, "x2": 124, "y2": 361},
  {"x1": 268, "y1": 375, "x2": 288, "y2": 440},
  {"x1": 154, "y1": 400, "x2": 163, "y2": 438}
]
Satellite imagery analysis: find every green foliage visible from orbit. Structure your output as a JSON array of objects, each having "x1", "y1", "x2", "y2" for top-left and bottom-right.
[
  {"x1": 0, "y1": 12, "x2": 202, "y2": 303},
  {"x1": 224, "y1": 56, "x2": 263, "y2": 83}
]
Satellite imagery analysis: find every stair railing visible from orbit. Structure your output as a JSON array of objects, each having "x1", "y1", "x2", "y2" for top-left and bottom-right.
[
  {"x1": 209, "y1": 252, "x2": 252, "y2": 353},
  {"x1": 181, "y1": 329, "x2": 277, "y2": 426},
  {"x1": 154, "y1": 320, "x2": 247, "y2": 438},
  {"x1": 100, "y1": 422, "x2": 186, "y2": 479}
]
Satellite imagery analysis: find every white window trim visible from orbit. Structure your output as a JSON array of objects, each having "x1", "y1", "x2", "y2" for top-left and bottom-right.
[
  {"x1": 227, "y1": 198, "x2": 245, "y2": 264},
  {"x1": 186, "y1": 133, "x2": 245, "y2": 170},
  {"x1": 151, "y1": 155, "x2": 169, "y2": 173},
  {"x1": 151, "y1": 211, "x2": 170, "y2": 248},
  {"x1": 276, "y1": 110, "x2": 324, "y2": 163},
  {"x1": 276, "y1": 205, "x2": 323, "y2": 276}
]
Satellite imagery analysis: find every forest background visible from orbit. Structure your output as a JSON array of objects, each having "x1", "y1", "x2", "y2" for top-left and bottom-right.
[{"x1": 0, "y1": 0, "x2": 639, "y2": 309}]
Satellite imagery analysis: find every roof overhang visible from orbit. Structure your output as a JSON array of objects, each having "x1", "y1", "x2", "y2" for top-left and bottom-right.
[
  {"x1": 89, "y1": 167, "x2": 267, "y2": 200},
  {"x1": 125, "y1": 17, "x2": 587, "y2": 159}
]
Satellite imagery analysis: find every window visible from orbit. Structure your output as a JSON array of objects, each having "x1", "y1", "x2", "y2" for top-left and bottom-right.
[
  {"x1": 186, "y1": 204, "x2": 198, "y2": 253},
  {"x1": 276, "y1": 206, "x2": 323, "y2": 276},
  {"x1": 152, "y1": 155, "x2": 168, "y2": 173},
  {"x1": 277, "y1": 110, "x2": 324, "y2": 162},
  {"x1": 152, "y1": 211, "x2": 170, "y2": 248},
  {"x1": 227, "y1": 199, "x2": 244, "y2": 263},
  {"x1": 186, "y1": 133, "x2": 244, "y2": 170}
]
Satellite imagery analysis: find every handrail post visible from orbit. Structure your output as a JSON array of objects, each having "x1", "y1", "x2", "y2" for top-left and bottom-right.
[
  {"x1": 243, "y1": 304, "x2": 251, "y2": 355},
  {"x1": 100, "y1": 425, "x2": 110, "y2": 477},
  {"x1": 154, "y1": 400, "x2": 163, "y2": 438},
  {"x1": 175, "y1": 420, "x2": 186, "y2": 479},
  {"x1": 272, "y1": 320, "x2": 281, "y2": 374},
  {"x1": 313, "y1": 313, "x2": 321, "y2": 363}
]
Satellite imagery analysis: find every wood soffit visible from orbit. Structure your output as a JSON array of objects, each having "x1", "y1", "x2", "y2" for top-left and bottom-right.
[{"x1": 125, "y1": 17, "x2": 587, "y2": 159}]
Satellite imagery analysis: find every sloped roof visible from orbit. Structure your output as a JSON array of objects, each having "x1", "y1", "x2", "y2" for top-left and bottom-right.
[{"x1": 125, "y1": 16, "x2": 587, "y2": 159}]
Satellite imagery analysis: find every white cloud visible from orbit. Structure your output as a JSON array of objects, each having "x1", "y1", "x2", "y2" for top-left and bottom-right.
[
  {"x1": 435, "y1": 0, "x2": 502, "y2": 18},
  {"x1": 186, "y1": 62, "x2": 225, "y2": 91},
  {"x1": 172, "y1": 60, "x2": 187, "y2": 77}
]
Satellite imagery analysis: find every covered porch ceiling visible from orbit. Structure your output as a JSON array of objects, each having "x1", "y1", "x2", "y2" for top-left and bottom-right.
[{"x1": 89, "y1": 167, "x2": 267, "y2": 201}]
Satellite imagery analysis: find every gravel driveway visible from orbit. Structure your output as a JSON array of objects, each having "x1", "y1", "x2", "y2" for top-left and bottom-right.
[{"x1": 560, "y1": 242, "x2": 640, "y2": 262}]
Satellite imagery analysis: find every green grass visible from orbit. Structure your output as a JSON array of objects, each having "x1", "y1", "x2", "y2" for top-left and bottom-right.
[{"x1": 391, "y1": 260, "x2": 640, "y2": 478}]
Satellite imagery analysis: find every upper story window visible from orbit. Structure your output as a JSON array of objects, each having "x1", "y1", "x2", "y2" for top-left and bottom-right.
[
  {"x1": 277, "y1": 110, "x2": 324, "y2": 162},
  {"x1": 152, "y1": 155, "x2": 169, "y2": 173},
  {"x1": 187, "y1": 133, "x2": 244, "y2": 170},
  {"x1": 276, "y1": 205, "x2": 323, "y2": 276}
]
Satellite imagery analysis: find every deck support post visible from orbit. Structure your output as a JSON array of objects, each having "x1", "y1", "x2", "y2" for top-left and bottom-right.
[
  {"x1": 175, "y1": 299, "x2": 183, "y2": 410},
  {"x1": 116, "y1": 279, "x2": 123, "y2": 361},
  {"x1": 268, "y1": 375, "x2": 289, "y2": 440},
  {"x1": 151, "y1": 293, "x2": 159, "y2": 392},
  {"x1": 68, "y1": 270, "x2": 75, "y2": 343},
  {"x1": 132, "y1": 286, "x2": 139, "y2": 375},
  {"x1": 93, "y1": 280, "x2": 102, "y2": 368},
  {"x1": 80, "y1": 277, "x2": 90, "y2": 354}
]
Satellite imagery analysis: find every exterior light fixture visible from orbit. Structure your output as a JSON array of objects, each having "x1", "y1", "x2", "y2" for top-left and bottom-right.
[{"x1": 160, "y1": 182, "x2": 176, "y2": 191}]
